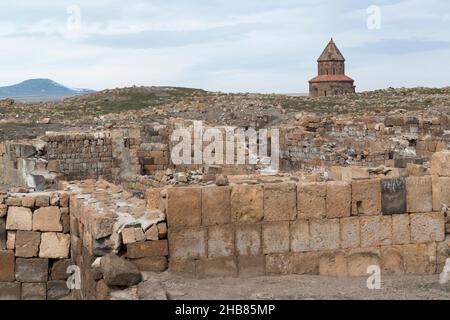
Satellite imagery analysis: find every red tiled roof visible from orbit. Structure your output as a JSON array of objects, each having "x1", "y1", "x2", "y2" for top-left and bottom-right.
[{"x1": 309, "y1": 75, "x2": 354, "y2": 83}]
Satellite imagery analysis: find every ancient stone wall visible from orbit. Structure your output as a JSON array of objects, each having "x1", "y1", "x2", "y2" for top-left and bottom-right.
[
  {"x1": 0, "y1": 191, "x2": 72, "y2": 300},
  {"x1": 150, "y1": 153, "x2": 450, "y2": 279}
]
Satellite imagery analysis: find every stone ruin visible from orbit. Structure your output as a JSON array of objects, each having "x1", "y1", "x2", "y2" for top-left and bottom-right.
[{"x1": 0, "y1": 112, "x2": 449, "y2": 299}]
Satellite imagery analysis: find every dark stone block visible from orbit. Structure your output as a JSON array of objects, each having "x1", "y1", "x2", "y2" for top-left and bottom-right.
[
  {"x1": 381, "y1": 178, "x2": 407, "y2": 215},
  {"x1": 15, "y1": 258, "x2": 49, "y2": 283},
  {"x1": 0, "y1": 218, "x2": 6, "y2": 250},
  {"x1": 0, "y1": 282, "x2": 21, "y2": 300},
  {"x1": 47, "y1": 280, "x2": 70, "y2": 300}
]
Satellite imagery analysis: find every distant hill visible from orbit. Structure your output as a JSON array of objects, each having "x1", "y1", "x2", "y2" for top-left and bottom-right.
[{"x1": 0, "y1": 79, "x2": 95, "y2": 102}]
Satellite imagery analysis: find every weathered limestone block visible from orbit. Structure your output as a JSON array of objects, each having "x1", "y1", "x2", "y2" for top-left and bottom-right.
[
  {"x1": 237, "y1": 255, "x2": 265, "y2": 278},
  {"x1": 297, "y1": 182, "x2": 326, "y2": 219},
  {"x1": 318, "y1": 251, "x2": 348, "y2": 276},
  {"x1": 126, "y1": 240, "x2": 168, "y2": 258},
  {"x1": 145, "y1": 188, "x2": 162, "y2": 210},
  {"x1": 0, "y1": 250, "x2": 15, "y2": 281},
  {"x1": 340, "y1": 217, "x2": 360, "y2": 249},
  {"x1": 6, "y1": 206, "x2": 32, "y2": 231},
  {"x1": 400, "y1": 243, "x2": 437, "y2": 275},
  {"x1": 291, "y1": 252, "x2": 320, "y2": 275},
  {"x1": 39, "y1": 232, "x2": 70, "y2": 259},
  {"x1": 167, "y1": 187, "x2": 201, "y2": 227},
  {"x1": 392, "y1": 214, "x2": 410, "y2": 245},
  {"x1": 21, "y1": 196, "x2": 36, "y2": 208},
  {"x1": 431, "y1": 151, "x2": 450, "y2": 177},
  {"x1": 360, "y1": 216, "x2": 392, "y2": 247},
  {"x1": 15, "y1": 231, "x2": 41, "y2": 258},
  {"x1": 207, "y1": 225, "x2": 234, "y2": 258},
  {"x1": 22, "y1": 283, "x2": 47, "y2": 300},
  {"x1": 6, "y1": 231, "x2": 15, "y2": 250},
  {"x1": 381, "y1": 178, "x2": 406, "y2": 214},
  {"x1": 263, "y1": 183, "x2": 296, "y2": 221},
  {"x1": 231, "y1": 185, "x2": 263, "y2": 223},
  {"x1": 381, "y1": 246, "x2": 404, "y2": 275},
  {"x1": 50, "y1": 259, "x2": 72, "y2": 280},
  {"x1": 157, "y1": 222, "x2": 167, "y2": 239},
  {"x1": 309, "y1": 219, "x2": 340, "y2": 251},
  {"x1": 235, "y1": 224, "x2": 261, "y2": 256},
  {"x1": 346, "y1": 248, "x2": 381, "y2": 276},
  {"x1": 35, "y1": 195, "x2": 50, "y2": 207},
  {"x1": 168, "y1": 259, "x2": 196, "y2": 277},
  {"x1": 195, "y1": 258, "x2": 238, "y2": 279},
  {"x1": 262, "y1": 222, "x2": 290, "y2": 254},
  {"x1": 15, "y1": 258, "x2": 48, "y2": 282},
  {"x1": 202, "y1": 186, "x2": 231, "y2": 226},
  {"x1": 121, "y1": 227, "x2": 146, "y2": 244},
  {"x1": 100, "y1": 254, "x2": 142, "y2": 287},
  {"x1": 326, "y1": 181, "x2": 351, "y2": 218},
  {"x1": 351, "y1": 179, "x2": 381, "y2": 215},
  {"x1": 410, "y1": 212, "x2": 445, "y2": 243},
  {"x1": 32, "y1": 207, "x2": 62, "y2": 232},
  {"x1": 5, "y1": 198, "x2": 22, "y2": 206},
  {"x1": 0, "y1": 204, "x2": 6, "y2": 218},
  {"x1": 168, "y1": 227, "x2": 206, "y2": 260},
  {"x1": 265, "y1": 253, "x2": 293, "y2": 275},
  {"x1": 290, "y1": 220, "x2": 309, "y2": 252},
  {"x1": 432, "y1": 176, "x2": 450, "y2": 211},
  {"x1": 406, "y1": 176, "x2": 432, "y2": 213}
]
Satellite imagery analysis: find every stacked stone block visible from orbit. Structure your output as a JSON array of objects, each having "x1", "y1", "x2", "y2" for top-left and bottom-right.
[{"x1": 0, "y1": 192, "x2": 71, "y2": 300}]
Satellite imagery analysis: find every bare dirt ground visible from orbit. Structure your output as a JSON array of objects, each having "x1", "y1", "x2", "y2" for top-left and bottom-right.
[{"x1": 134, "y1": 272, "x2": 450, "y2": 300}]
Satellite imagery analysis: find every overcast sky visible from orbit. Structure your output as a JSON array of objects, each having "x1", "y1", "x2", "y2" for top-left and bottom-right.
[{"x1": 0, "y1": 0, "x2": 449, "y2": 93}]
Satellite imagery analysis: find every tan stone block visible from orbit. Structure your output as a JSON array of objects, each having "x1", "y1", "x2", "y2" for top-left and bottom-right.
[
  {"x1": 145, "y1": 188, "x2": 162, "y2": 210},
  {"x1": 381, "y1": 246, "x2": 404, "y2": 275},
  {"x1": 360, "y1": 216, "x2": 392, "y2": 247},
  {"x1": 126, "y1": 240, "x2": 169, "y2": 258},
  {"x1": 167, "y1": 187, "x2": 201, "y2": 227},
  {"x1": 202, "y1": 186, "x2": 231, "y2": 226},
  {"x1": 400, "y1": 243, "x2": 437, "y2": 275},
  {"x1": 6, "y1": 231, "x2": 15, "y2": 250},
  {"x1": 290, "y1": 220, "x2": 309, "y2": 252},
  {"x1": 231, "y1": 185, "x2": 263, "y2": 223},
  {"x1": 432, "y1": 176, "x2": 450, "y2": 211},
  {"x1": 21, "y1": 197, "x2": 36, "y2": 208},
  {"x1": 431, "y1": 151, "x2": 450, "y2": 177},
  {"x1": 5, "y1": 198, "x2": 22, "y2": 206},
  {"x1": 263, "y1": 183, "x2": 296, "y2": 221},
  {"x1": 121, "y1": 227, "x2": 146, "y2": 244},
  {"x1": 310, "y1": 219, "x2": 340, "y2": 251},
  {"x1": 351, "y1": 167, "x2": 370, "y2": 179},
  {"x1": 0, "y1": 250, "x2": 15, "y2": 281},
  {"x1": 129, "y1": 256, "x2": 168, "y2": 272},
  {"x1": 15, "y1": 231, "x2": 41, "y2": 258},
  {"x1": 235, "y1": 224, "x2": 261, "y2": 256},
  {"x1": 59, "y1": 192, "x2": 69, "y2": 208},
  {"x1": 168, "y1": 227, "x2": 206, "y2": 260},
  {"x1": 21, "y1": 283, "x2": 47, "y2": 300},
  {"x1": 410, "y1": 212, "x2": 445, "y2": 243},
  {"x1": 168, "y1": 259, "x2": 196, "y2": 277},
  {"x1": 39, "y1": 232, "x2": 70, "y2": 259},
  {"x1": 265, "y1": 253, "x2": 294, "y2": 275},
  {"x1": 297, "y1": 182, "x2": 326, "y2": 219},
  {"x1": 392, "y1": 214, "x2": 410, "y2": 245},
  {"x1": 144, "y1": 225, "x2": 159, "y2": 241},
  {"x1": 262, "y1": 221, "x2": 290, "y2": 254},
  {"x1": 207, "y1": 225, "x2": 234, "y2": 258},
  {"x1": 406, "y1": 176, "x2": 432, "y2": 213},
  {"x1": 346, "y1": 248, "x2": 381, "y2": 276},
  {"x1": 6, "y1": 207, "x2": 32, "y2": 231},
  {"x1": 318, "y1": 251, "x2": 348, "y2": 276},
  {"x1": 195, "y1": 257, "x2": 238, "y2": 279},
  {"x1": 340, "y1": 217, "x2": 360, "y2": 249},
  {"x1": 157, "y1": 222, "x2": 167, "y2": 239},
  {"x1": 291, "y1": 252, "x2": 320, "y2": 275},
  {"x1": 32, "y1": 207, "x2": 62, "y2": 232},
  {"x1": 237, "y1": 255, "x2": 265, "y2": 277},
  {"x1": 351, "y1": 179, "x2": 381, "y2": 215},
  {"x1": 326, "y1": 181, "x2": 351, "y2": 218}
]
